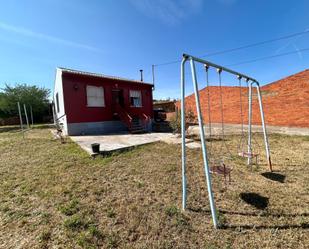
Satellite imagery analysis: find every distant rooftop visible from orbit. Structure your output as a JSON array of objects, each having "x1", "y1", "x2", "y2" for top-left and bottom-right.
[{"x1": 58, "y1": 67, "x2": 153, "y2": 86}]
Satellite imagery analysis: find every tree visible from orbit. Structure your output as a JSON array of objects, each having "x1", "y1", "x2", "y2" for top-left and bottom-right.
[{"x1": 0, "y1": 84, "x2": 51, "y2": 121}]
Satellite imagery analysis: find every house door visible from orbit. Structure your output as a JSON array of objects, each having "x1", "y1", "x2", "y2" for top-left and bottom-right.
[{"x1": 112, "y1": 89, "x2": 124, "y2": 108}]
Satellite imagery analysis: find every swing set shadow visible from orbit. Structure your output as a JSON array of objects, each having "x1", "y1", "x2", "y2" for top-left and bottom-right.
[
  {"x1": 188, "y1": 207, "x2": 309, "y2": 230},
  {"x1": 220, "y1": 223, "x2": 309, "y2": 230},
  {"x1": 261, "y1": 171, "x2": 286, "y2": 183},
  {"x1": 186, "y1": 134, "x2": 228, "y2": 142}
]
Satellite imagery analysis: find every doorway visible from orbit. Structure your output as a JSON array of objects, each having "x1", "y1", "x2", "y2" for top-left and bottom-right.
[{"x1": 112, "y1": 89, "x2": 124, "y2": 108}]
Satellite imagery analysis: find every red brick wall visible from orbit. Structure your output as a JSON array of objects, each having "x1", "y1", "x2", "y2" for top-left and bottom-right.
[{"x1": 178, "y1": 69, "x2": 309, "y2": 128}]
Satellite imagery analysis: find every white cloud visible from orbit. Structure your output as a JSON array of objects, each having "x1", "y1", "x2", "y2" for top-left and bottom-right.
[
  {"x1": 0, "y1": 21, "x2": 103, "y2": 53},
  {"x1": 129, "y1": 0, "x2": 203, "y2": 25}
]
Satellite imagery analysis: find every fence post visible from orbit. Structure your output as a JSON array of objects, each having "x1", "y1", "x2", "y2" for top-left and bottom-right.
[
  {"x1": 23, "y1": 104, "x2": 30, "y2": 129},
  {"x1": 17, "y1": 102, "x2": 24, "y2": 138}
]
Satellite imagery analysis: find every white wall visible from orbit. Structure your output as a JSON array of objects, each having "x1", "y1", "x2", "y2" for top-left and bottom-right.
[{"x1": 53, "y1": 68, "x2": 68, "y2": 135}]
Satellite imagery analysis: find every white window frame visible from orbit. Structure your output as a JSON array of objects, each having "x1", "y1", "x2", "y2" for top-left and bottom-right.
[
  {"x1": 86, "y1": 85, "x2": 105, "y2": 107},
  {"x1": 129, "y1": 90, "x2": 142, "y2": 107}
]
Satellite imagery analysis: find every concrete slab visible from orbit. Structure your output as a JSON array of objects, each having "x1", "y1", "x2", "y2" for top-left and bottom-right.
[
  {"x1": 160, "y1": 136, "x2": 194, "y2": 145},
  {"x1": 70, "y1": 132, "x2": 177, "y2": 155},
  {"x1": 69, "y1": 132, "x2": 202, "y2": 156},
  {"x1": 186, "y1": 141, "x2": 202, "y2": 149}
]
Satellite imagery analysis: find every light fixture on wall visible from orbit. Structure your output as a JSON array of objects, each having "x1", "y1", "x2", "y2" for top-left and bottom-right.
[{"x1": 73, "y1": 84, "x2": 79, "y2": 90}]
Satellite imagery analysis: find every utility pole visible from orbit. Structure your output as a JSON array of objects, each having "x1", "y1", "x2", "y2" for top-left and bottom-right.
[{"x1": 152, "y1": 65, "x2": 155, "y2": 90}]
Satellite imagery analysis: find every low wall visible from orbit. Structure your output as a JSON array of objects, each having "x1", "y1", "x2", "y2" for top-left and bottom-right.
[{"x1": 187, "y1": 123, "x2": 309, "y2": 136}]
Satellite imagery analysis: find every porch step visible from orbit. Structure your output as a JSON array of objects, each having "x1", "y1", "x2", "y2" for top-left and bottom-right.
[
  {"x1": 131, "y1": 128, "x2": 146, "y2": 134},
  {"x1": 130, "y1": 117, "x2": 146, "y2": 134}
]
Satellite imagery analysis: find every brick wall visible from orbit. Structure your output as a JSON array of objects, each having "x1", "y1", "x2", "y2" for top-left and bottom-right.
[{"x1": 178, "y1": 69, "x2": 309, "y2": 128}]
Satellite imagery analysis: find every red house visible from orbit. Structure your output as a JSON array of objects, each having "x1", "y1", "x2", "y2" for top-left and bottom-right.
[{"x1": 53, "y1": 68, "x2": 153, "y2": 135}]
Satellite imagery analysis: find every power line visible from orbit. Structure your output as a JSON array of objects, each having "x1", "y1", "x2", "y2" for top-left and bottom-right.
[
  {"x1": 157, "y1": 47, "x2": 309, "y2": 81},
  {"x1": 228, "y1": 47, "x2": 309, "y2": 67},
  {"x1": 154, "y1": 29, "x2": 309, "y2": 67}
]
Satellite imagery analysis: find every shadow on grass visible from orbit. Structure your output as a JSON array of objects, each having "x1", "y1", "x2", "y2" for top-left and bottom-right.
[
  {"x1": 186, "y1": 135, "x2": 228, "y2": 142},
  {"x1": 240, "y1": 192, "x2": 269, "y2": 210},
  {"x1": 220, "y1": 223, "x2": 309, "y2": 230},
  {"x1": 261, "y1": 172, "x2": 286, "y2": 183},
  {"x1": 189, "y1": 207, "x2": 309, "y2": 218},
  {"x1": 188, "y1": 207, "x2": 309, "y2": 230}
]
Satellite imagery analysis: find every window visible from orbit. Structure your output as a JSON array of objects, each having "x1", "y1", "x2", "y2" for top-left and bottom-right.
[
  {"x1": 55, "y1": 93, "x2": 60, "y2": 113},
  {"x1": 130, "y1": 90, "x2": 142, "y2": 107},
  {"x1": 86, "y1": 85, "x2": 105, "y2": 107}
]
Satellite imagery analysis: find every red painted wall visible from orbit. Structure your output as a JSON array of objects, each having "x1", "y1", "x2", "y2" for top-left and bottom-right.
[{"x1": 61, "y1": 73, "x2": 153, "y2": 123}]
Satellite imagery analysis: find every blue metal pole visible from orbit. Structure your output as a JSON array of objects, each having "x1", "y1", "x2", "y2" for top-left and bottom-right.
[
  {"x1": 254, "y1": 82, "x2": 272, "y2": 171},
  {"x1": 248, "y1": 82, "x2": 252, "y2": 165},
  {"x1": 189, "y1": 57, "x2": 218, "y2": 229},
  {"x1": 181, "y1": 56, "x2": 187, "y2": 210}
]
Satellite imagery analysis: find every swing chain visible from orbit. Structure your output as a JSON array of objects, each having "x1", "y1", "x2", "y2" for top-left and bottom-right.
[
  {"x1": 216, "y1": 68, "x2": 233, "y2": 160},
  {"x1": 238, "y1": 75, "x2": 245, "y2": 153},
  {"x1": 204, "y1": 64, "x2": 212, "y2": 158}
]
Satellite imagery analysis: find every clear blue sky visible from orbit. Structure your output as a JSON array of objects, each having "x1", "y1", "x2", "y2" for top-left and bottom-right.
[{"x1": 0, "y1": 0, "x2": 308, "y2": 99}]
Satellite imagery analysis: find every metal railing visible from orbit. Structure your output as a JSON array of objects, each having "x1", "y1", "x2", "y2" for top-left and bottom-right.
[
  {"x1": 114, "y1": 105, "x2": 133, "y2": 131},
  {"x1": 141, "y1": 113, "x2": 150, "y2": 130}
]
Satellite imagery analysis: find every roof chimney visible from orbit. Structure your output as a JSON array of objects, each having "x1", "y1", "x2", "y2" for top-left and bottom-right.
[{"x1": 140, "y1": 69, "x2": 143, "y2": 82}]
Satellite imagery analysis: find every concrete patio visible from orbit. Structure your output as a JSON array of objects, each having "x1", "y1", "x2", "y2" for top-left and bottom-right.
[
  {"x1": 63, "y1": 121, "x2": 309, "y2": 156},
  {"x1": 70, "y1": 132, "x2": 192, "y2": 155}
]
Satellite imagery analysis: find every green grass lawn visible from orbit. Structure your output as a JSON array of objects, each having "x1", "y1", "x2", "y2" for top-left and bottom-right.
[{"x1": 0, "y1": 127, "x2": 308, "y2": 248}]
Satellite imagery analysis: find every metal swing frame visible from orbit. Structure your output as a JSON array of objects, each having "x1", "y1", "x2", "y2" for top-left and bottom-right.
[{"x1": 180, "y1": 54, "x2": 272, "y2": 229}]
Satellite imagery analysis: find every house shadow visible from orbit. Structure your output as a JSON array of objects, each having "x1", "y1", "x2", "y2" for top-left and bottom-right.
[
  {"x1": 240, "y1": 192, "x2": 269, "y2": 210},
  {"x1": 261, "y1": 172, "x2": 286, "y2": 183}
]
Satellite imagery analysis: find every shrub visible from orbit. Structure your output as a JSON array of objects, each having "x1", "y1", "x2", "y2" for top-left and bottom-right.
[{"x1": 169, "y1": 109, "x2": 196, "y2": 133}]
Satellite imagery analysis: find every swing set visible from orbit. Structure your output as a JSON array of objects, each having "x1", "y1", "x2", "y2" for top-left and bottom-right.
[{"x1": 180, "y1": 54, "x2": 272, "y2": 229}]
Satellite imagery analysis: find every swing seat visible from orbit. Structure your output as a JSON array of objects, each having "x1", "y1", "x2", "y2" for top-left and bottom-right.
[
  {"x1": 210, "y1": 164, "x2": 232, "y2": 175},
  {"x1": 238, "y1": 151, "x2": 259, "y2": 158},
  {"x1": 210, "y1": 163, "x2": 232, "y2": 184}
]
